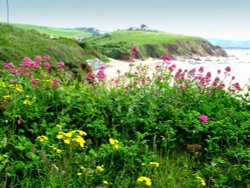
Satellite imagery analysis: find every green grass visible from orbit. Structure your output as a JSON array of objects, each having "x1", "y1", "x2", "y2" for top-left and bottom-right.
[
  {"x1": 88, "y1": 30, "x2": 202, "y2": 46},
  {"x1": 85, "y1": 30, "x2": 215, "y2": 59},
  {"x1": 12, "y1": 23, "x2": 93, "y2": 38},
  {"x1": 0, "y1": 23, "x2": 107, "y2": 75}
]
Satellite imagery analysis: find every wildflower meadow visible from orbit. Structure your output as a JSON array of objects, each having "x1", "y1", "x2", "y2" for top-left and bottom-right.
[{"x1": 0, "y1": 53, "x2": 249, "y2": 187}]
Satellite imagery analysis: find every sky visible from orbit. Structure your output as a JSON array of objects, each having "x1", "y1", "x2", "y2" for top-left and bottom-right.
[{"x1": 0, "y1": 0, "x2": 250, "y2": 40}]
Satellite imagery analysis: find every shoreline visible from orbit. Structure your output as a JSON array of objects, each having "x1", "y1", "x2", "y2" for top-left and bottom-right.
[{"x1": 103, "y1": 49, "x2": 250, "y2": 86}]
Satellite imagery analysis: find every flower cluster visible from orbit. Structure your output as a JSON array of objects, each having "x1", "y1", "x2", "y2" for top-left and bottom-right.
[
  {"x1": 56, "y1": 130, "x2": 87, "y2": 148},
  {"x1": 109, "y1": 138, "x2": 120, "y2": 149},
  {"x1": 36, "y1": 135, "x2": 49, "y2": 142},
  {"x1": 137, "y1": 176, "x2": 152, "y2": 186},
  {"x1": 196, "y1": 176, "x2": 206, "y2": 186}
]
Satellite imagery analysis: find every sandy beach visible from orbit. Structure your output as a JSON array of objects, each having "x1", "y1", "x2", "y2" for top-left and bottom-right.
[{"x1": 104, "y1": 49, "x2": 250, "y2": 87}]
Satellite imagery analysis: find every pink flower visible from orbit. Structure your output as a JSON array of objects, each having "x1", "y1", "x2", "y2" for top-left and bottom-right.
[
  {"x1": 11, "y1": 69, "x2": 18, "y2": 75},
  {"x1": 96, "y1": 67, "x2": 106, "y2": 81},
  {"x1": 219, "y1": 84, "x2": 225, "y2": 90},
  {"x1": 87, "y1": 72, "x2": 95, "y2": 81},
  {"x1": 168, "y1": 64, "x2": 176, "y2": 71},
  {"x1": 26, "y1": 72, "x2": 32, "y2": 77},
  {"x1": 179, "y1": 84, "x2": 184, "y2": 89},
  {"x1": 44, "y1": 55, "x2": 50, "y2": 61},
  {"x1": 17, "y1": 118, "x2": 23, "y2": 125},
  {"x1": 4, "y1": 62, "x2": 14, "y2": 69},
  {"x1": 217, "y1": 70, "x2": 221, "y2": 74},
  {"x1": 199, "y1": 115, "x2": 208, "y2": 123},
  {"x1": 58, "y1": 61, "x2": 65, "y2": 67},
  {"x1": 51, "y1": 78, "x2": 59, "y2": 88},
  {"x1": 225, "y1": 66, "x2": 231, "y2": 72},
  {"x1": 44, "y1": 62, "x2": 51, "y2": 71},
  {"x1": 154, "y1": 92, "x2": 159, "y2": 96},
  {"x1": 233, "y1": 83, "x2": 240, "y2": 90},
  {"x1": 125, "y1": 85, "x2": 130, "y2": 92},
  {"x1": 131, "y1": 46, "x2": 137, "y2": 55},
  {"x1": 35, "y1": 55, "x2": 42, "y2": 63},
  {"x1": 198, "y1": 66, "x2": 204, "y2": 73},
  {"x1": 141, "y1": 78, "x2": 146, "y2": 84},
  {"x1": 116, "y1": 70, "x2": 121, "y2": 74},
  {"x1": 161, "y1": 54, "x2": 172, "y2": 62},
  {"x1": 31, "y1": 78, "x2": 38, "y2": 85}
]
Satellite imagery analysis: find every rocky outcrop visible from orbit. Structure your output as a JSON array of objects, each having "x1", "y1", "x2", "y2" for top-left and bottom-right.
[{"x1": 164, "y1": 40, "x2": 227, "y2": 58}]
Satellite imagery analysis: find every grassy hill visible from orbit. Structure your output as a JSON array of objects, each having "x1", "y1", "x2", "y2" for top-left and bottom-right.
[
  {"x1": 86, "y1": 30, "x2": 227, "y2": 59},
  {"x1": 0, "y1": 23, "x2": 106, "y2": 76},
  {"x1": 13, "y1": 23, "x2": 95, "y2": 38}
]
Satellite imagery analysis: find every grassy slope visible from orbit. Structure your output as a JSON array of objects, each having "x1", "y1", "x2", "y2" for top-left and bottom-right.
[
  {"x1": 86, "y1": 30, "x2": 205, "y2": 59},
  {"x1": 13, "y1": 23, "x2": 93, "y2": 38},
  {"x1": 88, "y1": 30, "x2": 201, "y2": 45},
  {"x1": 0, "y1": 23, "x2": 106, "y2": 74}
]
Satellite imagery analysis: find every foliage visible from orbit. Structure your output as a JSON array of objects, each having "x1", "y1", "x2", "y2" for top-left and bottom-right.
[
  {"x1": 0, "y1": 23, "x2": 107, "y2": 76},
  {"x1": 0, "y1": 55, "x2": 249, "y2": 187}
]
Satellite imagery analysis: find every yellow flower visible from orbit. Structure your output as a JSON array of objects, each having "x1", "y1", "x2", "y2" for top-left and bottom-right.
[
  {"x1": 149, "y1": 162, "x2": 160, "y2": 167},
  {"x1": 68, "y1": 130, "x2": 87, "y2": 136},
  {"x1": 109, "y1": 138, "x2": 120, "y2": 149},
  {"x1": 23, "y1": 100, "x2": 32, "y2": 105},
  {"x1": 76, "y1": 130, "x2": 87, "y2": 136},
  {"x1": 37, "y1": 135, "x2": 49, "y2": 142},
  {"x1": 196, "y1": 176, "x2": 206, "y2": 186},
  {"x1": 77, "y1": 172, "x2": 82, "y2": 176},
  {"x1": 3, "y1": 95, "x2": 11, "y2": 100},
  {"x1": 64, "y1": 138, "x2": 71, "y2": 144},
  {"x1": 25, "y1": 95, "x2": 31, "y2": 98},
  {"x1": 50, "y1": 146, "x2": 62, "y2": 154},
  {"x1": 80, "y1": 166, "x2": 85, "y2": 170},
  {"x1": 15, "y1": 87, "x2": 23, "y2": 93},
  {"x1": 72, "y1": 135, "x2": 86, "y2": 148},
  {"x1": 97, "y1": 165, "x2": 105, "y2": 172},
  {"x1": 137, "y1": 176, "x2": 152, "y2": 186},
  {"x1": 1, "y1": 82, "x2": 6, "y2": 87},
  {"x1": 109, "y1": 138, "x2": 119, "y2": 145},
  {"x1": 103, "y1": 180, "x2": 108, "y2": 185},
  {"x1": 56, "y1": 134, "x2": 64, "y2": 139},
  {"x1": 63, "y1": 132, "x2": 73, "y2": 138},
  {"x1": 9, "y1": 84, "x2": 15, "y2": 88}
]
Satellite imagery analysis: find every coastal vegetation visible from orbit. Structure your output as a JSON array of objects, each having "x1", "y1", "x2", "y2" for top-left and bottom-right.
[
  {"x1": 0, "y1": 23, "x2": 249, "y2": 187},
  {"x1": 85, "y1": 30, "x2": 227, "y2": 60},
  {"x1": 0, "y1": 54, "x2": 249, "y2": 187},
  {"x1": 0, "y1": 23, "x2": 107, "y2": 77}
]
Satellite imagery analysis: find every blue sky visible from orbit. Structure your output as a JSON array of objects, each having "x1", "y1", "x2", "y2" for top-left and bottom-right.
[{"x1": 0, "y1": 0, "x2": 250, "y2": 39}]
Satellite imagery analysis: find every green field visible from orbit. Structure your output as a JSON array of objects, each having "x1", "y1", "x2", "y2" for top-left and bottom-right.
[
  {"x1": 13, "y1": 23, "x2": 94, "y2": 38},
  {"x1": 87, "y1": 30, "x2": 202, "y2": 45}
]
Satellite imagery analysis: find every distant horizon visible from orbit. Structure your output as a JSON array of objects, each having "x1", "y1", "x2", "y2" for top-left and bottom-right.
[
  {"x1": 1, "y1": 0, "x2": 250, "y2": 40},
  {"x1": 5, "y1": 21, "x2": 249, "y2": 42}
]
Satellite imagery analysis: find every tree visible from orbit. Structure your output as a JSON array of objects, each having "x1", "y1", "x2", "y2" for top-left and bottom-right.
[
  {"x1": 140, "y1": 24, "x2": 148, "y2": 30},
  {"x1": 6, "y1": 0, "x2": 9, "y2": 23}
]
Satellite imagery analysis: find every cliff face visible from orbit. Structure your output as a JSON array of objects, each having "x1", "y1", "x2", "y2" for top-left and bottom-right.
[{"x1": 164, "y1": 40, "x2": 227, "y2": 58}]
